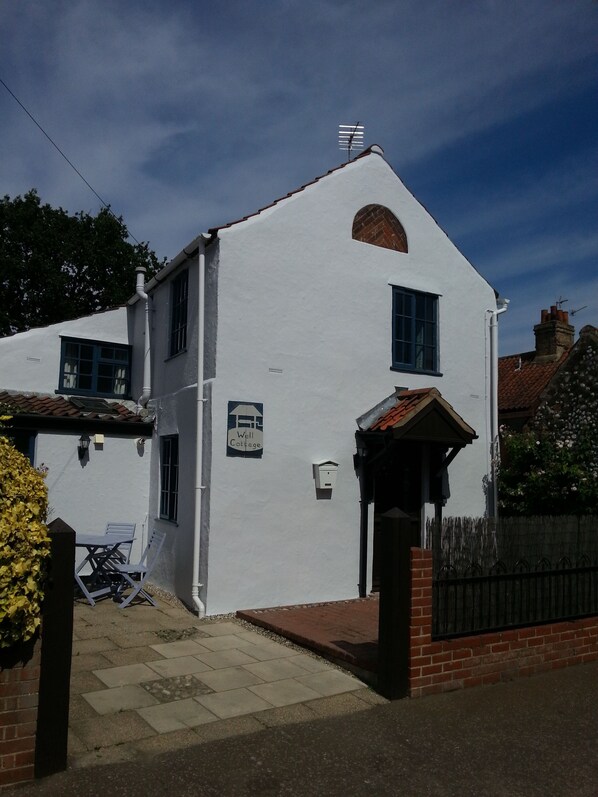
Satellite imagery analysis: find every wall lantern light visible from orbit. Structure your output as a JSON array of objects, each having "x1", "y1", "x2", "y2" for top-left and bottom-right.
[{"x1": 78, "y1": 434, "x2": 91, "y2": 460}]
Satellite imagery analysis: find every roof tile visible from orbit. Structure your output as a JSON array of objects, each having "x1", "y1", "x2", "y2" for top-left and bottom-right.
[{"x1": 0, "y1": 391, "x2": 149, "y2": 424}]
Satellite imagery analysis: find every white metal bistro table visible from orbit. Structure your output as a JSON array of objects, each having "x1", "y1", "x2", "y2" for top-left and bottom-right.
[{"x1": 75, "y1": 532, "x2": 135, "y2": 606}]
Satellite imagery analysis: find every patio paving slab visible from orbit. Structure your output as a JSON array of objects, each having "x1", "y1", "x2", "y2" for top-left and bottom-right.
[
  {"x1": 248, "y1": 678, "x2": 322, "y2": 707},
  {"x1": 70, "y1": 709, "x2": 156, "y2": 750},
  {"x1": 101, "y1": 645, "x2": 160, "y2": 666},
  {"x1": 136, "y1": 698, "x2": 218, "y2": 733},
  {"x1": 195, "y1": 666, "x2": 265, "y2": 693},
  {"x1": 70, "y1": 671, "x2": 105, "y2": 695},
  {"x1": 72, "y1": 637, "x2": 118, "y2": 655},
  {"x1": 195, "y1": 687, "x2": 273, "y2": 719},
  {"x1": 82, "y1": 684, "x2": 159, "y2": 715},
  {"x1": 70, "y1": 652, "x2": 112, "y2": 673},
  {"x1": 92, "y1": 662, "x2": 161, "y2": 688},
  {"x1": 145, "y1": 655, "x2": 213, "y2": 678},
  {"x1": 197, "y1": 633, "x2": 255, "y2": 651},
  {"x1": 242, "y1": 657, "x2": 315, "y2": 682},
  {"x1": 194, "y1": 648, "x2": 259, "y2": 669},
  {"x1": 235, "y1": 641, "x2": 304, "y2": 661},
  {"x1": 149, "y1": 639, "x2": 212, "y2": 658}
]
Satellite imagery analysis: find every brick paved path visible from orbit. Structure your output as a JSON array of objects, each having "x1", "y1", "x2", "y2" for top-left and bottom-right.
[{"x1": 238, "y1": 596, "x2": 379, "y2": 675}]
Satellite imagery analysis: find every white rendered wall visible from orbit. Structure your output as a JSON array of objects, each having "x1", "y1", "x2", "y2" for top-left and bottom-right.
[
  {"x1": 204, "y1": 151, "x2": 497, "y2": 615},
  {"x1": 35, "y1": 430, "x2": 151, "y2": 566},
  {"x1": 0, "y1": 308, "x2": 129, "y2": 394}
]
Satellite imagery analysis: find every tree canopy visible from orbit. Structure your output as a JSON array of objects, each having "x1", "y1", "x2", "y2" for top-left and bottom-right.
[{"x1": 0, "y1": 190, "x2": 164, "y2": 336}]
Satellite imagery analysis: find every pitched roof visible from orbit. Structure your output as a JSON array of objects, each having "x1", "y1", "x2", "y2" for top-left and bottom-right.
[
  {"x1": 498, "y1": 351, "x2": 567, "y2": 414},
  {"x1": 207, "y1": 145, "x2": 386, "y2": 235},
  {"x1": 0, "y1": 391, "x2": 151, "y2": 426}
]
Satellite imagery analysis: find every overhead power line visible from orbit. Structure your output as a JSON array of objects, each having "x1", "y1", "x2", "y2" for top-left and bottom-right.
[{"x1": 0, "y1": 77, "x2": 141, "y2": 245}]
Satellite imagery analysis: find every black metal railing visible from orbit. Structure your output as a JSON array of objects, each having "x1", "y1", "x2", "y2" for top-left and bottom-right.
[{"x1": 429, "y1": 516, "x2": 598, "y2": 639}]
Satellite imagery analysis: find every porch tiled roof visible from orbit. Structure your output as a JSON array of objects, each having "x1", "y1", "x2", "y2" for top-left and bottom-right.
[
  {"x1": 498, "y1": 352, "x2": 566, "y2": 413},
  {"x1": 368, "y1": 387, "x2": 438, "y2": 431},
  {"x1": 0, "y1": 391, "x2": 149, "y2": 424}
]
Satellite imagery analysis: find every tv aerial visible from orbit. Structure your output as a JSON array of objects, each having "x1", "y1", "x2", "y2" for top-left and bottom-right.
[{"x1": 339, "y1": 123, "x2": 364, "y2": 161}]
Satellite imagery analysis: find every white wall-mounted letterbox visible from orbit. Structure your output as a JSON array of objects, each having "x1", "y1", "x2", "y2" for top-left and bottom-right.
[{"x1": 314, "y1": 460, "x2": 339, "y2": 490}]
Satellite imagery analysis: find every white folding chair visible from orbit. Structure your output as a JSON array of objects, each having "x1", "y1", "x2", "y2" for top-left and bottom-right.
[
  {"x1": 112, "y1": 529, "x2": 166, "y2": 609},
  {"x1": 104, "y1": 522, "x2": 136, "y2": 565}
]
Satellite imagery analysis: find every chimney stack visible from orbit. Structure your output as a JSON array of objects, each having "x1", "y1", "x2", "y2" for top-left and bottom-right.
[{"x1": 533, "y1": 306, "x2": 574, "y2": 362}]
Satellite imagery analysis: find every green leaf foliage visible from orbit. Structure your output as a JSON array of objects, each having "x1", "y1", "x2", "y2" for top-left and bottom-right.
[
  {"x1": 0, "y1": 190, "x2": 164, "y2": 336},
  {"x1": 0, "y1": 436, "x2": 50, "y2": 648}
]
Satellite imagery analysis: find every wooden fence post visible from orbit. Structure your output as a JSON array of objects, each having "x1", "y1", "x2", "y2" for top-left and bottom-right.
[
  {"x1": 377, "y1": 508, "x2": 418, "y2": 699},
  {"x1": 35, "y1": 520, "x2": 75, "y2": 778}
]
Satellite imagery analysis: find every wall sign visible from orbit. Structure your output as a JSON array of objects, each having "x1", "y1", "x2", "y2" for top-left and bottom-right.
[{"x1": 227, "y1": 401, "x2": 263, "y2": 458}]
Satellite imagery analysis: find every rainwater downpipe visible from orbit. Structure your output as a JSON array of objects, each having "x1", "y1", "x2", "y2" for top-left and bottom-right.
[
  {"x1": 192, "y1": 238, "x2": 208, "y2": 617},
  {"x1": 135, "y1": 267, "x2": 151, "y2": 410},
  {"x1": 489, "y1": 297, "x2": 509, "y2": 517}
]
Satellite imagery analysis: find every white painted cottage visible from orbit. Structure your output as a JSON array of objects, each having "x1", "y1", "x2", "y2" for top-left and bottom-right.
[{"x1": 0, "y1": 145, "x2": 506, "y2": 615}]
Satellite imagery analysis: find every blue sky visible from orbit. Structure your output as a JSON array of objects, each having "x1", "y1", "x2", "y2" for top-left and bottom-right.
[{"x1": 1, "y1": 0, "x2": 596, "y2": 354}]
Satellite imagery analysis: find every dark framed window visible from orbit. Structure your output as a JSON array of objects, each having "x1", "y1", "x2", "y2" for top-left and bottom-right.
[
  {"x1": 2, "y1": 431, "x2": 36, "y2": 465},
  {"x1": 59, "y1": 337, "x2": 131, "y2": 398},
  {"x1": 392, "y1": 287, "x2": 439, "y2": 373},
  {"x1": 160, "y1": 435, "x2": 179, "y2": 522},
  {"x1": 169, "y1": 270, "x2": 188, "y2": 357}
]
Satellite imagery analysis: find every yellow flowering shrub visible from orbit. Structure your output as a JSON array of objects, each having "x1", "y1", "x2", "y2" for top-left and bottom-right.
[{"x1": 0, "y1": 436, "x2": 50, "y2": 647}]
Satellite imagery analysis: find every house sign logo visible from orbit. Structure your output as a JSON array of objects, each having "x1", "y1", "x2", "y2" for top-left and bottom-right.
[{"x1": 227, "y1": 402, "x2": 263, "y2": 458}]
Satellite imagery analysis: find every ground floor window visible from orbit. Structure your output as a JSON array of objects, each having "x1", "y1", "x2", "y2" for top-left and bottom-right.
[
  {"x1": 160, "y1": 435, "x2": 179, "y2": 521},
  {"x1": 2, "y1": 430, "x2": 36, "y2": 464}
]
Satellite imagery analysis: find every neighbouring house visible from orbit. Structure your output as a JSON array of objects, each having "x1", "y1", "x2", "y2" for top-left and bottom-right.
[
  {"x1": 0, "y1": 145, "x2": 505, "y2": 615},
  {"x1": 498, "y1": 306, "x2": 598, "y2": 431}
]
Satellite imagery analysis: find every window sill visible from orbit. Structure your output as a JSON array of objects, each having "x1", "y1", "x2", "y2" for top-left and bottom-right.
[
  {"x1": 156, "y1": 517, "x2": 179, "y2": 527},
  {"x1": 164, "y1": 349, "x2": 187, "y2": 363},
  {"x1": 390, "y1": 366, "x2": 443, "y2": 377}
]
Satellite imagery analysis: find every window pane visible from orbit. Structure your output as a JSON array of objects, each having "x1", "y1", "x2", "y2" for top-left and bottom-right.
[
  {"x1": 60, "y1": 338, "x2": 130, "y2": 397},
  {"x1": 392, "y1": 288, "x2": 438, "y2": 372},
  {"x1": 160, "y1": 436, "x2": 179, "y2": 521}
]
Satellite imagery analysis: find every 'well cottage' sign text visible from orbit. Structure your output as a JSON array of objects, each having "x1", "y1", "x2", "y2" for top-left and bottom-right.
[{"x1": 227, "y1": 402, "x2": 263, "y2": 458}]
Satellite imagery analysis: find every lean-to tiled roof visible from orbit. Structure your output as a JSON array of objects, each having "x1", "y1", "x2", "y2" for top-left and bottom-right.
[{"x1": 0, "y1": 391, "x2": 150, "y2": 425}]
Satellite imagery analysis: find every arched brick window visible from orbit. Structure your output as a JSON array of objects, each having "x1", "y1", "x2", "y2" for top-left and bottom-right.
[{"x1": 352, "y1": 204, "x2": 408, "y2": 253}]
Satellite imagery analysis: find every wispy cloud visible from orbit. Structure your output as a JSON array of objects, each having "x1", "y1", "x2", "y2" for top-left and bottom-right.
[{"x1": 1, "y1": 0, "x2": 596, "y2": 352}]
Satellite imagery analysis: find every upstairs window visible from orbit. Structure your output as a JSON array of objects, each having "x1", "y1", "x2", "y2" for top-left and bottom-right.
[
  {"x1": 169, "y1": 270, "x2": 188, "y2": 357},
  {"x1": 160, "y1": 435, "x2": 179, "y2": 522},
  {"x1": 392, "y1": 287, "x2": 439, "y2": 373},
  {"x1": 59, "y1": 338, "x2": 131, "y2": 397}
]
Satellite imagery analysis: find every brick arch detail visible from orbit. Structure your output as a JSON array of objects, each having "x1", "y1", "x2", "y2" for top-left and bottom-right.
[{"x1": 352, "y1": 204, "x2": 408, "y2": 253}]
